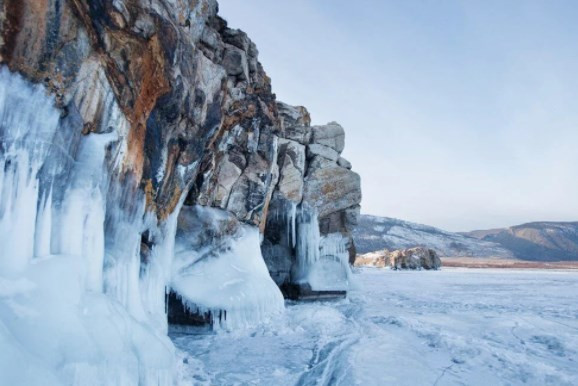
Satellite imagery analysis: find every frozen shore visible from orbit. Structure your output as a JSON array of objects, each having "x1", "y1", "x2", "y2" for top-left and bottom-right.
[{"x1": 172, "y1": 268, "x2": 578, "y2": 385}]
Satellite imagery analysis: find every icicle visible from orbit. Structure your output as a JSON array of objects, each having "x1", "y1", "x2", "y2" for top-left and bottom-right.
[
  {"x1": 289, "y1": 201, "x2": 297, "y2": 248},
  {"x1": 140, "y1": 195, "x2": 187, "y2": 333},
  {"x1": 0, "y1": 66, "x2": 176, "y2": 385},
  {"x1": 172, "y1": 212, "x2": 285, "y2": 331},
  {"x1": 292, "y1": 204, "x2": 321, "y2": 282},
  {"x1": 0, "y1": 67, "x2": 60, "y2": 274}
]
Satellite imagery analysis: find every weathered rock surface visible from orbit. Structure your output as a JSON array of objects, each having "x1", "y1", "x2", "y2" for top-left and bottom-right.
[
  {"x1": 262, "y1": 105, "x2": 362, "y2": 289},
  {"x1": 311, "y1": 122, "x2": 345, "y2": 153},
  {"x1": 355, "y1": 247, "x2": 442, "y2": 270},
  {"x1": 0, "y1": 0, "x2": 361, "y2": 321}
]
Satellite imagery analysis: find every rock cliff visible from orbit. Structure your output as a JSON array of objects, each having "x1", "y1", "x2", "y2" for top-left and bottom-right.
[{"x1": 0, "y1": 0, "x2": 360, "y2": 383}]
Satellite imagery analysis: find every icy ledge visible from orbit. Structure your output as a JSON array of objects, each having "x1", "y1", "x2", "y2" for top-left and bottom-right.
[{"x1": 171, "y1": 206, "x2": 285, "y2": 331}]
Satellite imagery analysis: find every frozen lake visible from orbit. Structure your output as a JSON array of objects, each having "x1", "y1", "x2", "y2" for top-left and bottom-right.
[{"x1": 172, "y1": 268, "x2": 578, "y2": 385}]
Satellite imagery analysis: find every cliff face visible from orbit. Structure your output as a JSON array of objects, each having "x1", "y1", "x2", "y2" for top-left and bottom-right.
[
  {"x1": 262, "y1": 103, "x2": 361, "y2": 290},
  {"x1": 1, "y1": 0, "x2": 279, "y2": 226},
  {"x1": 0, "y1": 0, "x2": 360, "y2": 383}
]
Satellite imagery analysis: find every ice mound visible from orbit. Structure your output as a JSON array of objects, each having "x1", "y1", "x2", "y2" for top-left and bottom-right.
[{"x1": 171, "y1": 205, "x2": 285, "y2": 330}]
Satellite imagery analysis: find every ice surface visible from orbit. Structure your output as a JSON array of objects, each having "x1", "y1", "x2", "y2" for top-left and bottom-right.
[{"x1": 172, "y1": 268, "x2": 578, "y2": 385}]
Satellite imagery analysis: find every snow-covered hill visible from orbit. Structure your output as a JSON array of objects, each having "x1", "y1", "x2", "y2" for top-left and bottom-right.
[
  {"x1": 353, "y1": 215, "x2": 578, "y2": 261},
  {"x1": 464, "y1": 221, "x2": 578, "y2": 261},
  {"x1": 352, "y1": 215, "x2": 513, "y2": 258}
]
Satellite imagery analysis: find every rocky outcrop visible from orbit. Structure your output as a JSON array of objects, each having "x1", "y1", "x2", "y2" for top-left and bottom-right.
[
  {"x1": 262, "y1": 103, "x2": 361, "y2": 291},
  {"x1": 0, "y1": 0, "x2": 360, "y2": 334},
  {"x1": 0, "y1": 1, "x2": 363, "y2": 382},
  {"x1": 355, "y1": 247, "x2": 442, "y2": 270},
  {"x1": 0, "y1": 0, "x2": 280, "y2": 229}
]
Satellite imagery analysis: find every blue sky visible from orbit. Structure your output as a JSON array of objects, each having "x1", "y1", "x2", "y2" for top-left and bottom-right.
[{"x1": 219, "y1": 0, "x2": 578, "y2": 231}]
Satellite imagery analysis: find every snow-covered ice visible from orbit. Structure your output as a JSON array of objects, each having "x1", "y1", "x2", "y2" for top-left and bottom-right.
[{"x1": 172, "y1": 268, "x2": 578, "y2": 385}]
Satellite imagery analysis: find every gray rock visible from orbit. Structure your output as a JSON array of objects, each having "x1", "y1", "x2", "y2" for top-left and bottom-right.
[
  {"x1": 222, "y1": 45, "x2": 249, "y2": 80},
  {"x1": 302, "y1": 156, "x2": 362, "y2": 218},
  {"x1": 337, "y1": 156, "x2": 352, "y2": 169},
  {"x1": 345, "y1": 205, "x2": 361, "y2": 227},
  {"x1": 275, "y1": 139, "x2": 306, "y2": 203},
  {"x1": 284, "y1": 125, "x2": 311, "y2": 145},
  {"x1": 277, "y1": 102, "x2": 311, "y2": 129},
  {"x1": 310, "y1": 122, "x2": 345, "y2": 153},
  {"x1": 389, "y1": 247, "x2": 442, "y2": 270},
  {"x1": 307, "y1": 143, "x2": 339, "y2": 162},
  {"x1": 355, "y1": 247, "x2": 442, "y2": 270},
  {"x1": 260, "y1": 240, "x2": 293, "y2": 286},
  {"x1": 222, "y1": 28, "x2": 251, "y2": 52}
]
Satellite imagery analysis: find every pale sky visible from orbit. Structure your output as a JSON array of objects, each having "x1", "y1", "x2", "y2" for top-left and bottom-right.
[{"x1": 218, "y1": 0, "x2": 578, "y2": 231}]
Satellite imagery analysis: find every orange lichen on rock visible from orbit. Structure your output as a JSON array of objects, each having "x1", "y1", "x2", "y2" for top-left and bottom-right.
[{"x1": 122, "y1": 34, "x2": 171, "y2": 180}]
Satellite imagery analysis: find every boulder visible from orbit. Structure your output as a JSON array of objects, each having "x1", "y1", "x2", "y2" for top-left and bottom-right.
[
  {"x1": 277, "y1": 101, "x2": 311, "y2": 129},
  {"x1": 222, "y1": 44, "x2": 249, "y2": 80},
  {"x1": 355, "y1": 247, "x2": 442, "y2": 270},
  {"x1": 310, "y1": 122, "x2": 345, "y2": 153},
  {"x1": 338, "y1": 156, "x2": 352, "y2": 169},
  {"x1": 302, "y1": 156, "x2": 362, "y2": 218}
]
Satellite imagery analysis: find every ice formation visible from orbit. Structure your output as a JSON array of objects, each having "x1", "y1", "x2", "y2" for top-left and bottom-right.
[
  {"x1": 0, "y1": 66, "x2": 288, "y2": 383},
  {"x1": 291, "y1": 205, "x2": 352, "y2": 290},
  {"x1": 171, "y1": 206, "x2": 285, "y2": 331},
  {"x1": 0, "y1": 67, "x2": 176, "y2": 384}
]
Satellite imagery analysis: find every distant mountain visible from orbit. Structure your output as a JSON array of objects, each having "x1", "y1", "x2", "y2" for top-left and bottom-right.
[
  {"x1": 463, "y1": 222, "x2": 578, "y2": 261},
  {"x1": 353, "y1": 215, "x2": 578, "y2": 261},
  {"x1": 353, "y1": 215, "x2": 513, "y2": 258}
]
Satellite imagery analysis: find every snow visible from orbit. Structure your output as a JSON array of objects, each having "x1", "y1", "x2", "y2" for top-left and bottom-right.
[{"x1": 172, "y1": 268, "x2": 578, "y2": 385}]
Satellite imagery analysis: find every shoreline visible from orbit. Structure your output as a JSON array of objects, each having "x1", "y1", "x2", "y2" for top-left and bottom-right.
[{"x1": 441, "y1": 257, "x2": 578, "y2": 270}]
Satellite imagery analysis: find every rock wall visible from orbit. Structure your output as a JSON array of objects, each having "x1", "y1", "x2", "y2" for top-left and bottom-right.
[
  {"x1": 262, "y1": 103, "x2": 361, "y2": 290},
  {"x1": 0, "y1": 0, "x2": 360, "y2": 322},
  {"x1": 0, "y1": 0, "x2": 361, "y2": 382}
]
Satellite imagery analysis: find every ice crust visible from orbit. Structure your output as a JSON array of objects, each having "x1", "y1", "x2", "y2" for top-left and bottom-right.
[{"x1": 173, "y1": 268, "x2": 578, "y2": 385}]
